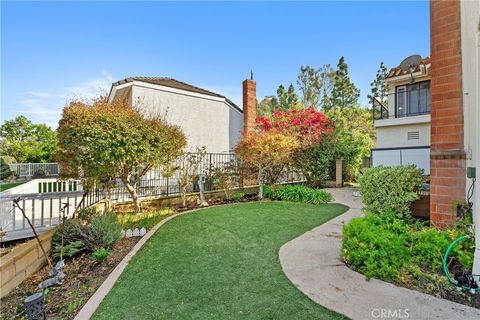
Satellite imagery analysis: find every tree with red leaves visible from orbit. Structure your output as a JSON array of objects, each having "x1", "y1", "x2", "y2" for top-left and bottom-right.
[
  {"x1": 235, "y1": 107, "x2": 335, "y2": 197},
  {"x1": 256, "y1": 107, "x2": 334, "y2": 145}
]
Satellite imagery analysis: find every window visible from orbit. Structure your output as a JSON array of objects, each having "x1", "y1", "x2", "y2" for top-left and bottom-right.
[
  {"x1": 396, "y1": 86, "x2": 406, "y2": 117},
  {"x1": 396, "y1": 81, "x2": 430, "y2": 117}
]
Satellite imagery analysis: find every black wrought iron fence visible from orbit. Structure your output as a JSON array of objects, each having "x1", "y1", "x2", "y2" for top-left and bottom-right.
[{"x1": 1, "y1": 152, "x2": 305, "y2": 241}]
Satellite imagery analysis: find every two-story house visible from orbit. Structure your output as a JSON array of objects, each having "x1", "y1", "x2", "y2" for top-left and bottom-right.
[
  {"x1": 108, "y1": 77, "x2": 249, "y2": 153},
  {"x1": 372, "y1": 57, "x2": 431, "y2": 175}
]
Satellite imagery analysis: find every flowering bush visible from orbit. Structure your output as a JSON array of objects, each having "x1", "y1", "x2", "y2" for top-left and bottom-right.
[
  {"x1": 256, "y1": 107, "x2": 334, "y2": 145},
  {"x1": 236, "y1": 107, "x2": 337, "y2": 196}
]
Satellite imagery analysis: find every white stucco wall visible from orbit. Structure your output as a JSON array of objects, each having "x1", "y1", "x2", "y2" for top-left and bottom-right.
[
  {"x1": 127, "y1": 82, "x2": 243, "y2": 153},
  {"x1": 375, "y1": 122, "x2": 430, "y2": 149},
  {"x1": 461, "y1": 0, "x2": 480, "y2": 277}
]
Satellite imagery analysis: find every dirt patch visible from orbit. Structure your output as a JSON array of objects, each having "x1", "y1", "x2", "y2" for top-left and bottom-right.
[
  {"x1": 0, "y1": 237, "x2": 139, "y2": 320},
  {"x1": 347, "y1": 263, "x2": 480, "y2": 309},
  {"x1": 396, "y1": 269, "x2": 480, "y2": 309}
]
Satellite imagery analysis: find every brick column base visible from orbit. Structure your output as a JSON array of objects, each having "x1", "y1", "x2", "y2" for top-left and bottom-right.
[{"x1": 429, "y1": 152, "x2": 466, "y2": 228}]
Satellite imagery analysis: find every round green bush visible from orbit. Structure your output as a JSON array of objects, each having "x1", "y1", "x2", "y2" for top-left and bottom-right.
[{"x1": 359, "y1": 165, "x2": 425, "y2": 219}]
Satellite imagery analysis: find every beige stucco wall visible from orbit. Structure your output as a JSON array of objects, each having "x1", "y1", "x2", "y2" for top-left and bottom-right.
[
  {"x1": 461, "y1": 0, "x2": 480, "y2": 276},
  {"x1": 130, "y1": 82, "x2": 243, "y2": 153},
  {"x1": 375, "y1": 122, "x2": 430, "y2": 149}
]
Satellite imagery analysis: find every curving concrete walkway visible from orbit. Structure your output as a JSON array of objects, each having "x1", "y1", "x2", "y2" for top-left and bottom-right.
[{"x1": 279, "y1": 187, "x2": 480, "y2": 320}]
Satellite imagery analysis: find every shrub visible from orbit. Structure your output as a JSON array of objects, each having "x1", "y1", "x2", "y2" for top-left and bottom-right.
[
  {"x1": 90, "y1": 213, "x2": 122, "y2": 249},
  {"x1": 231, "y1": 192, "x2": 245, "y2": 202},
  {"x1": 264, "y1": 184, "x2": 332, "y2": 204},
  {"x1": 342, "y1": 211, "x2": 475, "y2": 282},
  {"x1": 0, "y1": 158, "x2": 12, "y2": 180},
  {"x1": 53, "y1": 240, "x2": 85, "y2": 258},
  {"x1": 342, "y1": 212, "x2": 410, "y2": 280},
  {"x1": 77, "y1": 207, "x2": 98, "y2": 223},
  {"x1": 410, "y1": 227, "x2": 474, "y2": 270},
  {"x1": 91, "y1": 247, "x2": 110, "y2": 262},
  {"x1": 359, "y1": 165, "x2": 425, "y2": 219},
  {"x1": 292, "y1": 134, "x2": 336, "y2": 187},
  {"x1": 211, "y1": 162, "x2": 240, "y2": 200},
  {"x1": 52, "y1": 219, "x2": 87, "y2": 259}
]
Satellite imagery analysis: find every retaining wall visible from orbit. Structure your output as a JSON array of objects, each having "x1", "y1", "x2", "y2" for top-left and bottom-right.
[{"x1": 0, "y1": 229, "x2": 55, "y2": 298}]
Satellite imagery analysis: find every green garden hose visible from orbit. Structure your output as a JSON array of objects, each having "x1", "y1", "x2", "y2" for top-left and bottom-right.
[{"x1": 443, "y1": 235, "x2": 480, "y2": 292}]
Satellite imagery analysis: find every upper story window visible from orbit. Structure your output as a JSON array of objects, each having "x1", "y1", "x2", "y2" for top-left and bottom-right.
[{"x1": 396, "y1": 81, "x2": 430, "y2": 117}]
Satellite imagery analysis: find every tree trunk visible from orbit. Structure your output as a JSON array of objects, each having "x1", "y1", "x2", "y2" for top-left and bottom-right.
[
  {"x1": 258, "y1": 165, "x2": 264, "y2": 200},
  {"x1": 123, "y1": 179, "x2": 141, "y2": 213}
]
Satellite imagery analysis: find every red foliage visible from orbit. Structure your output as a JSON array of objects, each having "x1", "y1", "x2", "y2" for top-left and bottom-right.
[{"x1": 255, "y1": 107, "x2": 334, "y2": 144}]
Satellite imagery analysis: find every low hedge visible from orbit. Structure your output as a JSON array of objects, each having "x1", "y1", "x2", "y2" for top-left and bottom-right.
[
  {"x1": 264, "y1": 184, "x2": 332, "y2": 204},
  {"x1": 358, "y1": 165, "x2": 425, "y2": 219}
]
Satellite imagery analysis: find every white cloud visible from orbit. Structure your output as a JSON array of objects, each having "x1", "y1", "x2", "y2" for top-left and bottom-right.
[
  {"x1": 28, "y1": 91, "x2": 51, "y2": 98},
  {"x1": 17, "y1": 99, "x2": 63, "y2": 129},
  {"x1": 11, "y1": 70, "x2": 115, "y2": 129},
  {"x1": 62, "y1": 69, "x2": 113, "y2": 100}
]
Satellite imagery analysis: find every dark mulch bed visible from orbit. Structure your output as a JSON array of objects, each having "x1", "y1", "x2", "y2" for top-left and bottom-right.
[
  {"x1": 399, "y1": 264, "x2": 480, "y2": 309},
  {"x1": 173, "y1": 193, "x2": 258, "y2": 212},
  {"x1": 348, "y1": 262, "x2": 480, "y2": 309},
  {"x1": 0, "y1": 237, "x2": 139, "y2": 320}
]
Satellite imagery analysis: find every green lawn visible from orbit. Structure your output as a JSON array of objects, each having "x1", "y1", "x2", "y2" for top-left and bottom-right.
[
  {"x1": 0, "y1": 182, "x2": 23, "y2": 191},
  {"x1": 93, "y1": 202, "x2": 349, "y2": 320}
]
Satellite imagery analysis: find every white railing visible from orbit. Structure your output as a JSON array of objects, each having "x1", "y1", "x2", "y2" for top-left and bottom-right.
[
  {"x1": 8, "y1": 163, "x2": 60, "y2": 178},
  {"x1": 0, "y1": 153, "x2": 306, "y2": 242}
]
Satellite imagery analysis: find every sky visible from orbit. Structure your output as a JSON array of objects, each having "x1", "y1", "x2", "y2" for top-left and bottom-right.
[{"x1": 1, "y1": 1, "x2": 430, "y2": 129}]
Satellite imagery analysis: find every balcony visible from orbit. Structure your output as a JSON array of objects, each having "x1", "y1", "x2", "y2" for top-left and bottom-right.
[{"x1": 372, "y1": 84, "x2": 430, "y2": 121}]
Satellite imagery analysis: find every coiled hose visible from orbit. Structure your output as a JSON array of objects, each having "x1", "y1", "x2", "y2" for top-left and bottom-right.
[{"x1": 443, "y1": 235, "x2": 480, "y2": 292}]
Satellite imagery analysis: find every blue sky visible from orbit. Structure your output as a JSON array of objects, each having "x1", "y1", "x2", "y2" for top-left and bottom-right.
[{"x1": 1, "y1": 1, "x2": 430, "y2": 128}]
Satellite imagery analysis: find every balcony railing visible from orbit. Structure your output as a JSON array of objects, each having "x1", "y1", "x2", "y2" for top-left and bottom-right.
[{"x1": 372, "y1": 88, "x2": 430, "y2": 120}]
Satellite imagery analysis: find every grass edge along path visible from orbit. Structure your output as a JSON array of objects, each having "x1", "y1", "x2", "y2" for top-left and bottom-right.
[{"x1": 93, "y1": 201, "x2": 349, "y2": 320}]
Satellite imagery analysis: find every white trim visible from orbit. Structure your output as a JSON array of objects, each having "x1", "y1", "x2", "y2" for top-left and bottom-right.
[
  {"x1": 375, "y1": 114, "x2": 430, "y2": 127},
  {"x1": 107, "y1": 82, "x2": 133, "y2": 104},
  {"x1": 386, "y1": 71, "x2": 430, "y2": 84},
  {"x1": 396, "y1": 85, "x2": 407, "y2": 117}
]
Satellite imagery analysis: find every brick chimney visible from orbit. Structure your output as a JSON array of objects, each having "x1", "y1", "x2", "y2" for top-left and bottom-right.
[
  {"x1": 242, "y1": 78, "x2": 257, "y2": 134},
  {"x1": 429, "y1": 0, "x2": 466, "y2": 227}
]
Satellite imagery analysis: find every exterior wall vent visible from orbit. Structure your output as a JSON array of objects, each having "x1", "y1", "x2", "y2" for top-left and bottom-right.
[{"x1": 408, "y1": 131, "x2": 420, "y2": 140}]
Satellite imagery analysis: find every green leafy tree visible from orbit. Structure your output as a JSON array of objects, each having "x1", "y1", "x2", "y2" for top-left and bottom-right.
[
  {"x1": 325, "y1": 107, "x2": 375, "y2": 180},
  {"x1": 319, "y1": 64, "x2": 335, "y2": 109},
  {"x1": 297, "y1": 65, "x2": 321, "y2": 108},
  {"x1": 274, "y1": 84, "x2": 300, "y2": 111},
  {"x1": 235, "y1": 131, "x2": 299, "y2": 199},
  {"x1": 257, "y1": 96, "x2": 276, "y2": 118},
  {"x1": 56, "y1": 96, "x2": 186, "y2": 212},
  {"x1": 328, "y1": 57, "x2": 360, "y2": 109},
  {"x1": 0, "y1": 116, "x2": 57, "y2": 163},
  {"x1": 368, "y1": 62, "x2": 389, "y2": 106}
]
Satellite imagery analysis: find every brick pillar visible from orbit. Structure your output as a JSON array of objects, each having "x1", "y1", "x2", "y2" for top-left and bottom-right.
[
  {"x1": 242, "y1": 79, "x2": 257, "y2": 134},
  {"x1": 429, "y1": 0, "x2": 466, "y2": 227}
]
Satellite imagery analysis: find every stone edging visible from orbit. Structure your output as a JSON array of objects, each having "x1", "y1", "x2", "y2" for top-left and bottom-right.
[{"x1": 73, "y1": 202, "x2": 252, "y2": 319}]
